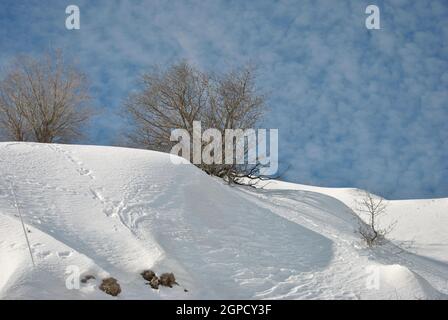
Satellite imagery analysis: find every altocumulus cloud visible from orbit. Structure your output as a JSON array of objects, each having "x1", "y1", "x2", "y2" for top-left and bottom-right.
[{"x1": 0, "y1": 0, "x2": 447, "y2": 199}]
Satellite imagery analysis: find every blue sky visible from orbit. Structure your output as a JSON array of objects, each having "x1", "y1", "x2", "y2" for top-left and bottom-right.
[{"x1": 0, "y1": 0, "x2": 447, "y2": 199}]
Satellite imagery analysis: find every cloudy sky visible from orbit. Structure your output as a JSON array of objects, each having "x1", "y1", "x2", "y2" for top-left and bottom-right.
[{"x1": 0, "y1": 0, "x2": 447, "y2": 199}]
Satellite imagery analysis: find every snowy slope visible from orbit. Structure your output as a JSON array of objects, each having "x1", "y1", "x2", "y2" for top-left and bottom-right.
[
  {"x1": 260, "y1": 180, "x2": 448, "y2": 265},
  {"x1": 0, "y1": 142, "x2": 447, "y2": 300}
]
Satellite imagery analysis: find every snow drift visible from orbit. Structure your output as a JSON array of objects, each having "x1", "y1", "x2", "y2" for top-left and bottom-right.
[{"x1": 0, "y1": 142, "x2": 446, "y2": 299}]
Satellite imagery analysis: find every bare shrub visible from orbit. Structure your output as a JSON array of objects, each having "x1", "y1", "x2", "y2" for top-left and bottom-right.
[
  {"x1": 141, "y1": 269, "x2": 156, "y2": 282},
  {"x1": 149, "y1": 276, "x2": 160, "y2": 290},
  {"x1": 159, "y1": 272, "x2": 178, "y2": 288},
  {"x1": 99, "y1": 277, "x2": 121, "y2": 296},
  {"x1": 356, "y1": 191, "x2": 396, "y2": 247}
]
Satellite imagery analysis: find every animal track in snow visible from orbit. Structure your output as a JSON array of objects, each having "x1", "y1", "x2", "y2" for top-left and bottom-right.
[
  {"x1": 48, "y1": 145, "x2": 96, "y2": 180},
  {"x1": 89, "y1": 188, "x2": 105, "y2": 202},
  {"x1": 78, "y1": 168, "x2": 93, "y2": 177},
  {"x1": 57, "y1": 251, "x2": 73, "y2": 259},
  {"x1": 36, "y1": 250, "x2": 52, "y2": 259}
]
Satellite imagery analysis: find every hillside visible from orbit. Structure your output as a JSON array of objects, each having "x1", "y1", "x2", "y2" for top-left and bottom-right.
[{"x1": 0, "y1": 142, "x2": 446, "y2": 299}]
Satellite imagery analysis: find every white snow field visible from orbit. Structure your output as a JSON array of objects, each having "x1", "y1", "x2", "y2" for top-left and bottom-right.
[{"x1": 0, "y1": 142, "x2": 446, "y2": 300}]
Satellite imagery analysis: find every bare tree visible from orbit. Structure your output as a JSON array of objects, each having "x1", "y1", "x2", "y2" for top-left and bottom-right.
[
  {"x1": 124, "y1": 61, "x2": 271, "y2": 183},
  {"x1": 0, "y1": 50, "x2": 92, "y2": 143},
  {"x1": 125, "y1": 62, "x2": 209, "y2": 150},
  {"x1": 0, "y1": 70, "x2": 30, "y2": 141},
  {"x1": 356, "y1": 191, "x2": 396, "y2": 247}
]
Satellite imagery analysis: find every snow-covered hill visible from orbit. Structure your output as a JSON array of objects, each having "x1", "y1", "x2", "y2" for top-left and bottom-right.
[{"x1": 0, "y1": 142, "x2": 447, "y2": 299}]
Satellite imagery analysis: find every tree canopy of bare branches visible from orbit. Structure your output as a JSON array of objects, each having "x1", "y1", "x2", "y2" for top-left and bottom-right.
[
  {"x1": 124, "y1": 61, "x2": 269, "y2": 183},
  {"x1": 0, "y1": 50, "x2": 92, "y2": 143}
]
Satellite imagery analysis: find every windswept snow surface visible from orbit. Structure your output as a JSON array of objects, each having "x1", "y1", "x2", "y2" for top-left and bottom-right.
[{"x1": 0, "y1": 142, "x2": 446, "y2": 300}]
